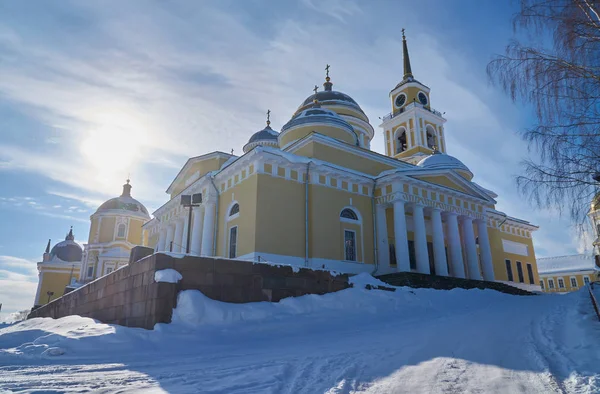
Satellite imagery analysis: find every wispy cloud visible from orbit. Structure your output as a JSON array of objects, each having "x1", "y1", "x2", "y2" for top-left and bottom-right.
[{"x1": 300, "y1": 0, "x2": 362, "y2": 23}]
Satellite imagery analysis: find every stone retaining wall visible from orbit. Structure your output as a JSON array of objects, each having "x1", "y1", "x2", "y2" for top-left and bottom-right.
[{"x1": 27, "y1": 253, "x2": 350, "y2": 329}]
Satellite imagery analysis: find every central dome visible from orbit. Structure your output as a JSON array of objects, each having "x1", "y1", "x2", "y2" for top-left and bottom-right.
[
  {"x1": 96, "y1": 180, "x2": 150, "y2": 218},
  {"x1": 417, "y1": 152, "x2": 474, "y2": 181},
  {"x1": 295, "y1": 78, "x2": 366, "y2": 117}
]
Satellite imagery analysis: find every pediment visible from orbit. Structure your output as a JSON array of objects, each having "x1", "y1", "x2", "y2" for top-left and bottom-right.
[{"x1": 411, "y1": 173, "x2": 493, "y2": 202}]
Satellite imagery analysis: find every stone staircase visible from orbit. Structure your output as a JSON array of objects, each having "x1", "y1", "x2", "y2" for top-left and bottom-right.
[{"x1": 376, "y1": 272, "x2": 535, "y2": 296}]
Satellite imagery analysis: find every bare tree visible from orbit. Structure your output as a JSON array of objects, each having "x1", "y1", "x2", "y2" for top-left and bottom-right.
[{"x1": 488, "y1": 0, "x2": 600, "y2": 226}]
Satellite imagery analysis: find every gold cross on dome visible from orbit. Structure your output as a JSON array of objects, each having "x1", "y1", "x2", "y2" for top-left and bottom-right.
[
  {"x1": 266, "y1": 109, "x2": 271, "y2": 125},
  {"x1": 313, "y1": 85, "x2": 318, "y2": 94},
  {"x1": 325, "y1": 64, "x2": 330, "y2": 78}
]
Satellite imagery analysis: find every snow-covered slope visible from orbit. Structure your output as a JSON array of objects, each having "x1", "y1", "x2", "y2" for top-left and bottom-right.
[{"x1": 1, "y1": 275, "x2": 599, "y2": 393}]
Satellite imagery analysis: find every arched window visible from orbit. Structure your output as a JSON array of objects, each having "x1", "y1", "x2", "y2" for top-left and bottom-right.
[
  {"x1": 229, "y1": 203, "x2": 239, "y2": 217},
  {"x1": 395, "y1": 128, "x2": 407, "y2": 154},
  {"x1": 426, "y1": 125, "x2": 436, "y2": 149},
  {"x1": 340, "y1": 208, "x2": 358, "y2": 220},
  {"x1": 117, "y1": 223, "x2": 126, "y2": 238}
]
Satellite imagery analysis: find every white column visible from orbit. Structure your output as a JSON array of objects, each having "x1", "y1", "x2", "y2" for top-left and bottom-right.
[
  {"x1": 412, "y1": 204, "x2": 430, "y2": 274},
  {"x1": 445, "y1": 213, "x2": 465, "y2": 278},
  {"x1": 172, "y1": 220, "x2": 184, "y2": 253},
  {"x1": 393, "y1": 200, "x2": 411, "y2": 272},
  {"x1": 476, "y1": 219, "x2": 495, "y2": 281},
  {"x1": 376, "y1": 205, "x2": 391, "y2": 273},
  {"x1": 190, "y1": 207, "x2": 204, "y2": 256},
  {"x1": 201, "y1": 202, "x2": 216, "y2": 256},
  {"x1": 165, "y1": 224, "x2": 175, "y2": 252},
  {"x1": 157, "y1": 229, "x2": 167, "y2": 252},
  {"x1": 34, "y1": 270, "x2": 43, "y2": 306},
  {"x1": 431, "y1": 208, "x2": 449, "y2": 276},
  {"x1": 461, "y1": 217, "x2": 482, "y2": 280},
  {"x1": 181, "y1": 213, "x2": 190, "y2": 253}
]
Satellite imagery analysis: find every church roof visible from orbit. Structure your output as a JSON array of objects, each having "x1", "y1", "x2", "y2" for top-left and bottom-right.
[
  {"x1": 537, "y1": 254, "x2": 597, "y2": 275},
  {"x1": 49, "y1": 228, "x2": 83, "y2": 263},
  {"x1": 282, "y1": 105, "x2": 355, "y2": 134},
  {"x1": 248, "y1": 125, "x2": 279, "y2": 143},
  {"x1": 96, "y1": 180, "x2": 150, "y2": 218}
]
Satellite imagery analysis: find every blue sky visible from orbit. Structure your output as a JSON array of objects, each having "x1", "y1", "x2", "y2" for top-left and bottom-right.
[{"x1": 0, "y1": 0, "x2": 589, "y2": 318}]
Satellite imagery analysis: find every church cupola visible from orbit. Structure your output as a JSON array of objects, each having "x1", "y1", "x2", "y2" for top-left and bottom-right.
[
  {"x1": 380, "y1": 30, "x2": 448, "y2": 165},
  {"x1": 243, "y1": 110, "x2": 280, "y2": 153}
]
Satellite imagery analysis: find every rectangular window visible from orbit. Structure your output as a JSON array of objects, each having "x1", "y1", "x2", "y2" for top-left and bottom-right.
[
  {"x1": 87, "y1": 266, "x2": 93, "y2": 278},
  {"x1": 229, "y1": 226, "x2": 238, "y2": 259},
  {"x1": 505, "y1": 260, "x2": 513, "y2": 282},
  {"x1": 570, "y1": 277, "x2": 577, "y2": 288},
  {"x1": 344, "y1": 230, "x2": 356, "y2": 261},
  {"x1": 548, "y1": 279, "x2": 555, "y2": 289},
  {"x1": 584, "y1": 276, "x2": 590, "y2": 285},
  {"x1": 540, "y1": 280, "x2": 544, "y2": 290},
  {"x1": 516, "y1": 261, "x2": 524, "y2": 283},
  {"x1": 558, "y1": 278, "x2": 565, "y2": 288},
  {"x1": 526, "y1": 263, "x2": 535, "y2": 284},
  {"x1": 106, "y1": 268, "x2": 113, "y2": 274}
]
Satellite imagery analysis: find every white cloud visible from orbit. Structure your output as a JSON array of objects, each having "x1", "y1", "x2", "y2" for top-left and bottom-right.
[{"x1": 0, "y1": 255, "x2": 37, "y2": 319}]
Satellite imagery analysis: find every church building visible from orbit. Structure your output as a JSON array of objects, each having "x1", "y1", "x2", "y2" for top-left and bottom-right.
[
  {"x1": 142, "y1": 32, "x2": 541, "y2": 288},
  {"x1": 33, "y1": 180, "x2": 150, "y2": 307}
]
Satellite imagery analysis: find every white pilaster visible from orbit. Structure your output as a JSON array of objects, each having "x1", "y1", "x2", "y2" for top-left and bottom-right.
[
  {"x1": 412, "y1": 204, "x2": 430, "y2": 274},
  {"x1": 393, "y1": 200, "x2": 411, "y2": 272},
  {"x1": 201, "y1": 202, "x2": 216, "y2": 256},
  {"x1": 190, "y1": 207, "x2": 204, "y2": 256},
  {"x1": 461, "y1": 216, "x2": 482, "y2": 280},
  {"x1": 34, "y1": 270, "x2": 43, "y2": 306},
  {"x1": 157, "y1": 229, "x2": 167, "y2": 252},
  {"x1": 431, "y1": 208, "x2": 448, "y2": 276},
  {"x1": 476, "y1": 219, "x2": 495, "y2": 281},
  {"x1": 165, "y1": 225, "x2": 175, "y2": 252},
  {"x1": 445, "y1": 213, "x2": 465, "y2": 278},
  {"x1": 376, "y1": 205, "x2": 391, "y2": 274}
]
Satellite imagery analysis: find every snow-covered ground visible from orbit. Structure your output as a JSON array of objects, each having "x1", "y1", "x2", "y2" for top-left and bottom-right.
[{"x1": 1, "y1": 274, "x2": 599, "y2": 393}]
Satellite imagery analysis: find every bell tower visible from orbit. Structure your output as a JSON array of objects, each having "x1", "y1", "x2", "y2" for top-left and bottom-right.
[{"x1": 380, "y1": 30, "x2": 447, "y2": 164}]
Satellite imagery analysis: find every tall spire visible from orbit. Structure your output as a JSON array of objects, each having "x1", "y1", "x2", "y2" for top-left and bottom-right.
[
  {"x1": 402, "y1": 29, "x2": 413, "y2": 80},
  {"x1": 44, "y1": 239, "x2": 51, "y2": 253},
  {"x1": 121, "y1": 178, "x2": 132, "y2": 197},
  {"x1": 323, "y1": 64, "x2": 333, "y2": 91}
]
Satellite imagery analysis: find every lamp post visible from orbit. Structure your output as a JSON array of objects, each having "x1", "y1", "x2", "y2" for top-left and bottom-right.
[
  {"x1": 180, "y1": 193, "x2": 202, "y2": 254},
  {"x1": 46, "y1": 291, "x2": 54, "y2": 304}
]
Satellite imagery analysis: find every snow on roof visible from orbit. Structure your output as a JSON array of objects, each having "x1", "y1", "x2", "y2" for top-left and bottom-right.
[{"x1": 536, "y1": 254, "x2": 596, "y2": 275}]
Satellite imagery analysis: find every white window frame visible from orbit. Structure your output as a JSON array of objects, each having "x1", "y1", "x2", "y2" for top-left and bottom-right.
[
  {"x1": 548, "y1": 278, "x2": 555, "y2": 289},
  {"x1": 227, "y1": 200, "x2": 240, "y2": 222},
  {"x1": 228, "y1": 225, "x2": 238, "y2": 259},
  {"x1": 540, "y1": 280, "x2": 544, "y2": 290},
  {"x1": 394, "y1": 127, "x2": 408, "y2": 154},
  {"x1": 584, "y1": 275, "x2": 591, "y2": 286},
  {"x1": 558, "y1": 278, "x2": 565, "y2": 289},
  {"x1": 87, "y1": 266, "x2": 94, "y2": 278},
  {"x1": 117, "y1": 223, "x2": 127, "y2": 238},
  {"x1": 570, "y1": 276, "x2": 578, "y2": 288},
  {"x1": 340, "y1": 207, "x2": 362, "y2": 224},
  {"x1": 343, "y1": 229, "x2": 357, "y2": 262}
]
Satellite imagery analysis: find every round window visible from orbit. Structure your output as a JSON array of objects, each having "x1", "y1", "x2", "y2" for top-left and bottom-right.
[
  {"x1": 395, "y1": 94, "x2": 406, "y2": 108},
  {"x1": 418, "y1": 92, "x2": 428, "y2": 105}
]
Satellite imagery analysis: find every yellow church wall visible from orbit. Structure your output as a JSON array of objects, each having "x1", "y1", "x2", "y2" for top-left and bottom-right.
[
  {"x1": 325, "y1": 105, "x2": 369, "y2": 123},
  {"x1": 170, "y1": 157, "x2": 230, "y2": 198},
  {"x1": 280, "y1": 125, "x2": 357, "y2": 149},
  {"x1": 254, "y1": 175, "x2": 305, "y2": 258},
  {"x1": 295, "y1": 141, "x2": 395, "y2": 176},
  {"x1": 308, "y1": 182, "x2": 373, "y2": 264},
  {"x1": 127, "y1": 219, "x2": 144, "y2": 245},
  {"x1": 487, "y1": 227, "x2": 539, "y2": 284},
  {"x1": 88, "y1": 218, "x2": 99, "y2": 244},
  {"x1": 37, "y1": 270, "x2": 74, "y2": 306},
  {"x1": 99, "y1": 217, "x2": 116, "y2": 243},
  {"x1": 215, "y1": 172, "x2": 259, "y2": 258}
]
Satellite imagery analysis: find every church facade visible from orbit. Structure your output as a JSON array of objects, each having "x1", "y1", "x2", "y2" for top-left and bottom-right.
[
  {"x1": 33, "y1": 181, "x2": 150, "y2": 307},
  {"x1": 142, "y1": 33, "x2": 541, "y2": 288}
]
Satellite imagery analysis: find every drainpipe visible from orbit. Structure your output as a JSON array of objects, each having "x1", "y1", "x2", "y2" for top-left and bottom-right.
[
  {"x1": 210, "y1": 173, "x2": 220, "y2": 257},
  {"x1": 305, "y1": 162, "x2": 311, "y2": 267},
  {"x1": 371, "y1": 180, "x2": 379, "y2": 275}
]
